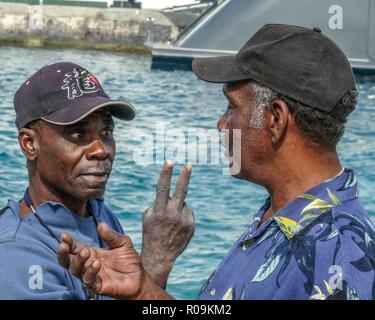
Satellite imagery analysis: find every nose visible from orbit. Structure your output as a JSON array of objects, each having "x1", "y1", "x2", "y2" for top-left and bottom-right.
[
  {"x1": 217, "y1": 112, "x2": 228, "y2": 132},
  {"x1": 86, "y1": 139, "x2": 111, "y2": 161}
]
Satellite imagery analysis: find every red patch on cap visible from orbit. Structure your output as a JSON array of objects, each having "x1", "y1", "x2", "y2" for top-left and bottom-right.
[{"x1": 87, "y1": 74, "x2": 100, "y2": 88}]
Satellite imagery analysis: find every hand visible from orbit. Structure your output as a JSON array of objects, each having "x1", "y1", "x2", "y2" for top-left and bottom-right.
[
  {"x1": 58, "y1": 223, "x2": 144, "y2": 299},
  {"x1": 141, "y1": 161, "x2": 195, "y2": 288}
]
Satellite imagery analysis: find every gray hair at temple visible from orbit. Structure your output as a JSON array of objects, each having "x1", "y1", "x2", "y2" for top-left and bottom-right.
[{"x1": 248, "y1": 81, "x2": 358, "y2": 147}]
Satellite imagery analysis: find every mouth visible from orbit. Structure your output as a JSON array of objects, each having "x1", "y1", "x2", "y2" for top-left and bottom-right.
[
  {"x1": 80, "y1": 171, "x2": 109, "y2": 176},
  {"x1": 78, "y1": 168, "x2": 111, "y2": 185},
  {"x1": 78, "y1": 174, "x2": 109, "y2": 187}
]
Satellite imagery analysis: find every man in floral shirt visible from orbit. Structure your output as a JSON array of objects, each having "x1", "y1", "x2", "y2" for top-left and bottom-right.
[
  {"x1": 57, "y1": 24, "x2": 375, "y2": 300},
  {"x1": 197, "y1": 168, "x2": 373, "y2": 299}
]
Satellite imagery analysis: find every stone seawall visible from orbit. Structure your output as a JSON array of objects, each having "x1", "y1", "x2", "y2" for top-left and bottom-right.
[{"x1": 0, "y1": 2, "x2": 192, "y2": 52}]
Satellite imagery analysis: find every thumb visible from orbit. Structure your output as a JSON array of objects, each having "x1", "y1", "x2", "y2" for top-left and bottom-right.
[{"x1": 97, "y1": 222, "x2": 130, "y2": 249}]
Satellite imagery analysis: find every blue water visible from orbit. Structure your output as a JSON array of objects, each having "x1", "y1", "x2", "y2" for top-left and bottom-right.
[{"x1": 0, "y1": 46, "x2": 374, "y2": 299}]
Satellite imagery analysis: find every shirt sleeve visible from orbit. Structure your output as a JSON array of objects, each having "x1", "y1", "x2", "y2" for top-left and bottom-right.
[
  {"x1": 334, "y1": 209, "x2": 375, "y2": 300},
  {"x1": 307, "y1": 207, "x2": 375, "y2": 300},
  {"x1": 0, "y1": 239, "x2": 84, "y2": 300}
]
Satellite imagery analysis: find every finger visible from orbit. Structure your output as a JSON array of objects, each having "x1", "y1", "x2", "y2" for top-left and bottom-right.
[
  {"x1": 82, "y1": 260, "x2": 101, "y2": 291},
  {"x1": 69, "y1": 247, "x2": 91, "y2": 277},
  {"x1": 154, "y1": 160, "x2": 174, "y2": 211},
  {"x1": 98, "y1": 222, "x2": 130, "y2": 249},
  {"x1": 182, "y1": 205, "x2": 196, "y2": 223},
  {"x1": 61, "y1": 233, "x2": 77, "y2": 254},
  {"x1": 182, "y1": 206, "x2": 196, "y2": 238},
  {"x1": 170, "y1": 163, "x2": 192, "y2": 211},
  {"x1": 57, "y1": 242, "x2": 71, "y2": 269}
]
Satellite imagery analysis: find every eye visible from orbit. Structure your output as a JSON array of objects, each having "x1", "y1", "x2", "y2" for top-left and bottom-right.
[
  {"x1": 65, "y1": 127, "x2": 86, "y2": 140},
  {"x1": 70, "y1": 130, "x2": 85, "y2": 139},
  {"x1": 101, "y1": 127, "x2": 114, "y2": 138}
]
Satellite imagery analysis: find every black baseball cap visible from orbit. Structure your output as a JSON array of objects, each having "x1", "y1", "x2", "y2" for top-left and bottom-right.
[
  {"x1": 14, "y1": 61, "x2": 136, "y2": 130},
  {"x1": 192, "y1": 24, "x2": 357, "y2": 120}
]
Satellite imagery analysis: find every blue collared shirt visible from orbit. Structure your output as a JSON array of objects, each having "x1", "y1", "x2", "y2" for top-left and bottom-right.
[
  {"x1": 0, "y1": 196, "x2": 124, "y2": 300},
  {"x1": 197, "y1": 169, "x2": 375, "y2": 300}
]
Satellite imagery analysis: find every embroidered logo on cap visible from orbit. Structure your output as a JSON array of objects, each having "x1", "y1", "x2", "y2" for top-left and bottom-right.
[{"x1": 61, "y1": 68, "x2": 101, "y2": 99}]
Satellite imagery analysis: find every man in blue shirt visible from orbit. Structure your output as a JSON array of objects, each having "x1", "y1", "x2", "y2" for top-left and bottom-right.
[
  {"x1": 58, "y1": 24, "x2": 375, "y2": 299},
  {"x1": 0, "y1": 62, "x2": 195, "y2": 299}
]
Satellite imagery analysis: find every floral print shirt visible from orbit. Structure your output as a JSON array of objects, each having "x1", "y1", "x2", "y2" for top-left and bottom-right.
[{"x1": 197, "y1": 168, "x2": 375, "y2": 300}]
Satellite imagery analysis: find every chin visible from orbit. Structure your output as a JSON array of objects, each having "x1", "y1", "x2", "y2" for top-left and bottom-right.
[
  {"x1": 74, "y1": 186, "x2": 106, "y2": 200},
  {"x1": 228, "y1": 161, "x2": 259, "y2": 183},
  {"x1": 230, "y1": 169, "x2": 246, "y2": 180},
  {"x1": 227, "y1": 159, "x2": 245, "y2": 179},
  {"x1": 87, "y1": 188, "x2": 106, "y2": 199}
]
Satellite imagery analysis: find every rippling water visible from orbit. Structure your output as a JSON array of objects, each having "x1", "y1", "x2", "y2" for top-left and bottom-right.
[{"x1": 0, "y1": 46, "x2": 374, "y2": 299}]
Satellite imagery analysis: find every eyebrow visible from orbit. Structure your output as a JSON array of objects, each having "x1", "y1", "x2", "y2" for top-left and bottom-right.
[{"x1": 223, "y1": 85, "x2": 236, "y2": 104}]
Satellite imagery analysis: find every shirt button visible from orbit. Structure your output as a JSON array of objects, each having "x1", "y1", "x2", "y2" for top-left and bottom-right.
[
  {"x1": 313, "y1": 27, "x2": 322, "y2": 33},
  {"x1": 209, "y1": 288, "x2": 216, "y2": 296}
]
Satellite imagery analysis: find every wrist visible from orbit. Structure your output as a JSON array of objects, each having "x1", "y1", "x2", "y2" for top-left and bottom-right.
[
  {"x1": 141, "y1": 252, "x2": 174, "y2": 287},
  {"x1": 131, "y1": 270, "x2": 172, "y2": 300}
]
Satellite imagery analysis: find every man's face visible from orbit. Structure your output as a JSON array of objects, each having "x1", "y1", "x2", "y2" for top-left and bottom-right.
[
  {"x1": 34, "y1": 109, "x2": 116, "y2": 200},
  {"x1": 218, "y1": 81, "x2": 272, "y2": 182}
]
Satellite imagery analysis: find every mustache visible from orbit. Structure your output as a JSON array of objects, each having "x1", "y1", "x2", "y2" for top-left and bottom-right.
[{"x1": 76, "y1": 161, "x2": 112, "y2": 176}]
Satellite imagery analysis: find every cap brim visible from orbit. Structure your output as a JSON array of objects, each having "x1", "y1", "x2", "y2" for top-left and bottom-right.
[
  {"x1": 192, "y1": 55, "x2": 250, "y2": 83},
  {"x1": 41, "y1": 96, "x2": 136, "y2": 125}
]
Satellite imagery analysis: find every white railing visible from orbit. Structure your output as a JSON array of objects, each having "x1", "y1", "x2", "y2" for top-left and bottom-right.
[{"x1": 163, "y1": 1, "x2": 216, "y2": 13}]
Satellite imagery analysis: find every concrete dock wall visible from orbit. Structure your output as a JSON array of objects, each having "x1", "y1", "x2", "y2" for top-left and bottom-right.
[{"x1": 0, "y1": 2, "x2": 194, "y2": 51}]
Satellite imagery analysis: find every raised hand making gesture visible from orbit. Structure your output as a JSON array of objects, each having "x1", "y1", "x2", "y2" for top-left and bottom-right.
[
  {"x1": 142, "y1": 161, "x2": 195, "y2": 288},
  {"x1": 58, "y1": 161, "x2": 194, "y2": 299}
]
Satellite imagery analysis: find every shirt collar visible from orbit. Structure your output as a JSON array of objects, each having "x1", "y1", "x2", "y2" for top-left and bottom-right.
[
  {"x1": 248, "y1": 168, "x2": 359, "y2": 241},
  {"x1": 8, "y1": 195, "x2": 105, "y2": 221}
]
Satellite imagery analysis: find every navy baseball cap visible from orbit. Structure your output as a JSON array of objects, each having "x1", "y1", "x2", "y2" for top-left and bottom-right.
[
  {"x1": 193, "y1": 24, "x2": 357, "y2": 120},
  {"x1": 14, "y1": 61, "x2": 136, "y2": 130}
]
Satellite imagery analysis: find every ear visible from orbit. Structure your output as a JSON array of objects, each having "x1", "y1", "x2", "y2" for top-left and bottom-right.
[
  {"x1": 268, "y1": 99, "x2": 290, "y2": 144},
  {"x1": 18, "y1": 128, "x2": 40, "y2": 161}
]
